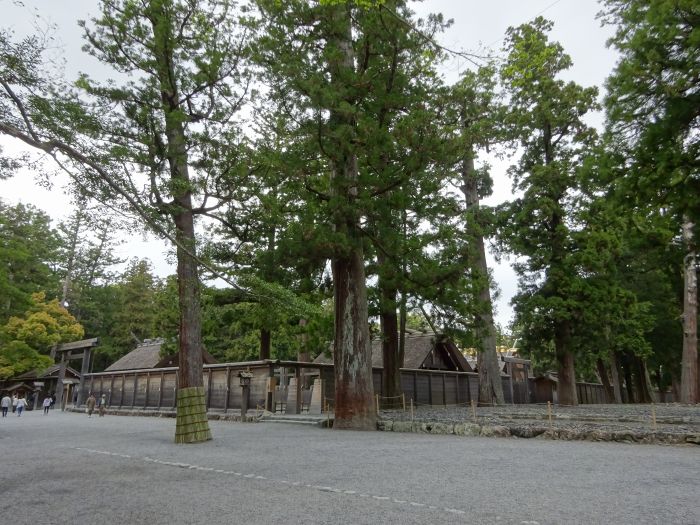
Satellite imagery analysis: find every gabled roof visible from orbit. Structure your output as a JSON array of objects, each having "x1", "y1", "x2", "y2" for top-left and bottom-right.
[
  {"x1": 13, "y1": 365, "x2": 81, "y2": 381},
  {"x1": 105, "y1": 340, "x2": 163, "y2": 372},
  {"x1": 1, "y1": 382, "x2": 35, "y2": 392},
  {"x1": 314, "y1": 332, "x2": 473, "y2": 372},
  {"x1": 105, "y1": 339, "x2": 218, "y2": 372}
]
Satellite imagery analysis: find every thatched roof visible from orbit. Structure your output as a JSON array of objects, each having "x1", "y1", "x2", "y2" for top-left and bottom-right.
[
  {"x1": 314, "y1": 332, "x2": 473, "y2": 372},
  {"x1": 105, "y1": 339, "x2": 218, "y2": 372},
  {"x1": 105, "y1": 340, "x2": 164, "y2": 372}
]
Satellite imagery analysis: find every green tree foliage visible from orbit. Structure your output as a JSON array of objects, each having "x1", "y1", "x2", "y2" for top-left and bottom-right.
[
  {"x1": 602, "y1": 0, "x2": 700, "y2": 220},
  {"x1": 498, "y1": 18, "x2": 599, "y2": 406},
  {"x1": 0, "y1": 292, "x2": 84, "y2": 378},
  {"x1": 0, "y1": 200, "x2": 60, "y2": 322},
  {"x1": 602, "y1": 0, "x2": 699, "y2": 403},
  {"x1": 441, "y1": 65, "x2": 505, "y2": 405}
]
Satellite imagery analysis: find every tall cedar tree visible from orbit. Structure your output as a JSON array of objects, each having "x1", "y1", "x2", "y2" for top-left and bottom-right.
[
  {"x1": 499, "y1": 18, "x2": 598, "y2": 406},
  {"x1": 449, "y1": 67, "x2": 505, "y2": 405},
  {"x1": 354, "y1": 2, "x2": 452, "y2": 408},
  {"x1": 259, "y1": 0, "x2": 423, "y2": 428},
  {"x1": 0, "y1": 1, "x2": 250, "y2": 442},
  {"x1": 602, "y1": 0, "x2": 699, "y2": 403}
]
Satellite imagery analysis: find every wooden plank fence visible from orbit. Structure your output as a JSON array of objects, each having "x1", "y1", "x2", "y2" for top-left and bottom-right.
[{"x1": 80, "y1": 360, "x2": 611, "y2": 411}]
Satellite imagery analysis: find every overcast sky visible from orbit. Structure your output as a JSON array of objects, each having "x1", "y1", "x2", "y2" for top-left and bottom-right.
[{"x1": 0, "y1": 0, "x2": 618, "y2": 329}]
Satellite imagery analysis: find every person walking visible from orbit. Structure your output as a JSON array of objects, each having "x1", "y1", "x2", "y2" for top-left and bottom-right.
[
  {"x1": 98, "y1": 394, "x2": 107, "y2": 417},
  {"x1": 16, "y1": 396, "x2": 28, "y2": 416},
  {"x1": 11, "y1": 394, "x2": 18, "y2": 413},
  {"x1": 86, "y1": 393, "x2": 96, "y2": 418},
  {"x1": 1, "y1": 394, "x2": 10, "y2": 417},
  {"x1": 43, "y1": 396, "x2": 52, "y2": 415}
]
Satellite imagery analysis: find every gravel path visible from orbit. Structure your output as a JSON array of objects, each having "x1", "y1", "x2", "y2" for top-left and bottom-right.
[{"x1": 1, "y1": 410, "x2": 699, "y2": 524}]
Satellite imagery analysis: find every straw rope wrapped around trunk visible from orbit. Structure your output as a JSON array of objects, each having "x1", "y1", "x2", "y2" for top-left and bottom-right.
[{"x1": 175, "y1": 386, "x2": 211, "y2": 444}]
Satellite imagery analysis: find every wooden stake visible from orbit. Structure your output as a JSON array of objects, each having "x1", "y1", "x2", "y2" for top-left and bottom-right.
[
  {"x1": 410, "y1": 398, "x2": 414, "y2": 422},
  {"x1": 375, "y1": 394, "x2": 380, "y2": 414},
  {"x1": 402, "y1": 393, "x2": 406, "y2": 412},
  {"x1": 547, "y1": 401, "x2": 553, "y2": 430},
  {"x1": 471, "y1": 399, "x2": 477, "y2": 424},
  {"x1": 651, "y1": 403, "x2": 657, "y2": 432}
]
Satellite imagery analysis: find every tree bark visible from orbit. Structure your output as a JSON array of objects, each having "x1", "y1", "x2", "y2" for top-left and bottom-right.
[
  {"x1": 379, "y1": 279, "x2": 401, "y2": 409},
  {"x1": 259, "y1": 328, "x2": 271, "y2": 360},
  {"x1": 332, "y1": 249, "x2": 375, "y2": 429},
  {"x1": 680, "y1": 219, "x2": 697, "y2": 403},
  {"x1": 610, "y1": 351, "x2": 623, "y2": 404},
  {"x1": 150, "y1": 1, "x2": 210, "y2": 443},
  {"x1": 327, "y1": 3, "x2": 375, "y2": 430},
  {"x1": 596, "y1": 358, "x2": 615, "y2": 403},
  {"x1": 554, "y1": 321, "x2": 577, "y2": 406},
  {"x1": 460, "y1": 149, "x2": 504, "y2": 406},
  {"x1": 61, "y1": 208, "x2": 84, "y2": 306}
]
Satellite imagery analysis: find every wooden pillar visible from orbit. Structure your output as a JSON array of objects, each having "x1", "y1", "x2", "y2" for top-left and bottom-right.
[
  {"x1": 224, "y1": 367, "x2": 231, "y2": 412},
  {"x1": 442, "y1": 374, "x2": 446, "y2": 406},
  {"x1": 77, "y1": 348, "x2": 91, "y2": 407},
  {"x1": 428, "y1": 374, "x2": 432, "y2": 406},
  {"x1": 173, "y1": 374, "x2": 178, "y2": 409},
  {"x1": 241, "y1": 381, "x2": 250, "y2": 419},
  {"x1": 509, "y1": 373, "x2": 515, "y2": 405},
  {"x1": 207, "y1": 369, "x2": 213, "y2": 409},
  {"x1": 413, "y1": 372, "x2": 418, "y2": 405},
  {"x1": 145, "y1": 372, "x2": 151, "y2": 408},
  {"x1": 132, "y1": 374, "x2": 137, "y2": 408},
  {"x1": 158, "y1": 372, "x2": 164, "y2": 408},
  {"x1": 109, "y1": 375, "x2": 115, "y2": 406},
  {"x1": 55, "y1": 352, "x2": 68, "y2": 411}
]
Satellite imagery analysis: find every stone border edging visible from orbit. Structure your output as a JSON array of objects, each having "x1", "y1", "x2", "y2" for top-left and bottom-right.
[{"x1": 377, "y1": 419, "x2": 700, "y2": 445}]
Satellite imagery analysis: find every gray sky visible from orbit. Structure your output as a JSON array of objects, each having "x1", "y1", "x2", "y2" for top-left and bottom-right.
[{"x1": 0, "y1": 0, "x2": 618, "y2": 329}]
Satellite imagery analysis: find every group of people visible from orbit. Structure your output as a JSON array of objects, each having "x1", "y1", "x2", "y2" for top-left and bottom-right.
[
  {"x1": 1, "y1": 393, "x2": 33, "y2": 417},
  {"x1": 1, "y1": 391, "x2": 107, "y2": 417},
  {"x1": 85, "y1": 393, "x2": 108, "y2": 417}
]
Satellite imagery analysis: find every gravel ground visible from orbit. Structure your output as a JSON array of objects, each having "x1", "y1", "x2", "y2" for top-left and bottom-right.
[{"x1": 1, "y1": 410, "x2": 699, "y2": 525}]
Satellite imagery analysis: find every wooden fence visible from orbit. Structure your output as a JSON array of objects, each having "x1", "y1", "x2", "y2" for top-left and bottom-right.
[{"x1": 80, "y1": 359, "x2": 611, "y2": 411}]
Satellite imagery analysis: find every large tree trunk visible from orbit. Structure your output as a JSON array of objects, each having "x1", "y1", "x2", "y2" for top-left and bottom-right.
[
  {"x1": 173, "y1": 207, "x2": 210, "y2": 443},
  {"x1": 259, "y1": 328, "x2": 271, "y2": 360},
  {"x1": 680, "y1": 219, "x2": 697, "y2": 403},
  {"x1": 596, "y1": 358, "x2": 615, "y2": 403},
  {"x1": 61, "y1": 208, "x2": 84, "y2": 306},
  {"x1": 610, "y1": 351, "x2": 624, "y2": 403},
  {"x1": 621, "y1": 353, "x2": 635, "y2": 402},
  {"x1": 554, "y1": 321, "x2": 577, "y2": 406},
  {"x1": 151, "y1": 1, "x2": 210, "y2": 443},
  {"x1": 379, "y1": 279, "x2": 401, "y2": 409},
  {"x1": 460, "y1": 151, "x2": 504, "y2": 406},
  {"x1": 332, "y1": 250, "x2": 375, "y2": 429},
  {"x1": 328, "y1": 3, "x2": 375, "y2": 430}
]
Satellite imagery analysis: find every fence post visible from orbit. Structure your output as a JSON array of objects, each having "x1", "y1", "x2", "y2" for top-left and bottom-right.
[{"x1": 224, "y1": 367, "x2": 231, "y2": 412}]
